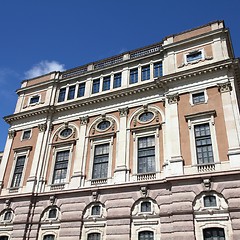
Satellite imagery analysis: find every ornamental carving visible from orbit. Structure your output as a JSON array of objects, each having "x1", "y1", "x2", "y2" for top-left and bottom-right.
[
  {"x1": 118, "y1": 107, "x2": 129, "y2": 117},
  {"x1": 38, "y1": 123, "x2": 47, "y2": 132},
  {"x1": 80, "y1": 116, "x2": 89, "y2": 125},
  {"x1": 8, "y1": 130, "x2": 16, "y2": 139},
  {"x1": 166, "y1": 93, "x2": 180, "y2": 104},
  {"x1": 217, "y1": 82, "x2": 232, "y2": 93}
]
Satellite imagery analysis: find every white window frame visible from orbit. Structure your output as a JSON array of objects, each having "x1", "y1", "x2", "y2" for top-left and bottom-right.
[
  {"x1": 139, "y1": 200, "x2": 153, "y2": 214},
  {"x1": 29, "y1": 94, "x2": 41, "y2": 106},
  {"x1": 8, "y1": 148, "x2": 31, "y2": 190},
  {"x1": 49, "y1": 145, "x2": 73, "y2": 187},
  {"x1": 1, "y1": 209, "x2": 13, "y2": 223},
  {"x1": 185, "y1": 49, "x2": 204, "y2": 64},
  {"x1": 89, "y1": 137, "x2": 113, "y2": 182},
  {"x1": 47, "y1": 207, "x2": 59, "y2": 221},
  {"x1": 90, "y1": 204, "x2": 102, "y2": 217},
  {"x1": 132, "y1": 129, "x2": 160, "y2": 180},
  {"x1": 190, "y1": 89, "x2": 208, "y2": 106},
  {"x1": 202, "y1": 193, "x2": 219, "y2": 210},
  {"x1": 21, "y1": 129, "x2": 32, "y2": 141}
]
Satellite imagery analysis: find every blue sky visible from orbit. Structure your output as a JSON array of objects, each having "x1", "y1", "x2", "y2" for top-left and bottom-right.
[{"x1": 0, "y1": 0, "x2": 240, "y2": 150}]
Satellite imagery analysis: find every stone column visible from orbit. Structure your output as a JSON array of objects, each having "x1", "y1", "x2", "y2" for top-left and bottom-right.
[
  {"x1": 165, "y1": 93, "x2": 183, "y2": 175},
  {"x1": 25, "y1": 123, "x2": 47, "y2": 193},
  {"x1": 0, "y1": 130, "x2": 15, "y2": 190},
  {"x1": 218, "y1": 82, "x2": 240, "y2": 168},
  {"x1": 114, "y1": 107, "x2": 129, "y2": 183},
  {"x1": 70, "y1": 116, "x2": 89, "y2": 188}
]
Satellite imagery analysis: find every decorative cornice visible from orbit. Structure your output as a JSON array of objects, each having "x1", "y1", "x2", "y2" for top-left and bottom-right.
[
  {"x1": 118, "y1": 107, "x2": 129, "y2": 117},
  {"x1": 217, "y1": 81, "x2": 232, "y2": 93}
]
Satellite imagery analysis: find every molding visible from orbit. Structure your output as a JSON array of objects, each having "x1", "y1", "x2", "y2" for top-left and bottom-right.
[
  {"x1": 80, "y1": 116, "x2": 89, "y2": 125},
  {"x1": 185, "y1": 110, "x2": 216, "y2": 121},
  {"x1": 8, "y1": 130, "x2": 16, "y2": 139},
  {"x1": 13, "y1": 146, "x2": 32, "y2": 152},
  {"x1": 38, "y1": 123, "x2": 47, "y2": 132},
  {"x1": 166, "y1": 93, "x2": 179, "y2": 104},
  {"x1": 118, "y1": 107, "x2": 129, "y2": 117},
  {"x1": 217, "y1": 81, "x2": 232, "y2": 93}
]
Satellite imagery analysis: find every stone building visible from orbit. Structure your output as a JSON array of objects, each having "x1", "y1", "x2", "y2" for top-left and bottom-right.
[{"x1": 0, "y1": 20, "x2": 240, "y2": 240}]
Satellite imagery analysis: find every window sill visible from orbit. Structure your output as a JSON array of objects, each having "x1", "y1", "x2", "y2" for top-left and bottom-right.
[
  {"x1": 50, "y1": 183, "x2": 65, "y2": 191},
  {"x1": 136, "y1": 172, "x2": 156, "y2": 181},
  {"x1": 91, "y1": 178, "x2": 107, "y2": 185},
  {"x1": 197, "y1": 163, "x2": 215, "y2": 172}
]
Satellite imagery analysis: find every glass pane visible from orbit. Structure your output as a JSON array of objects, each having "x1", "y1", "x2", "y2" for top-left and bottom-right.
[
  {"x1": 48, "y1": 208, "x2": 57, "y2": 218},
  {"x1": 142, "y1": 65, "x2": 150, "y2": 81},
  {"x1": 154, "y1": 62, "x2": 163, "y2": 78},
  {"x1": 91, "y1": 205, "x2": 101, "y2": 215},
  {"x1": 113, "y1": 73, "x2": 121, "y2": 88},
  {"x1": 97, "y1": 121, "x2": 111, "y2": 130},
  {"x1": 78, "y1": 83, "x2": 85, "y2": 97},
  {"x1": 130, "y1": 68, "x2": 138, "y2": 84},
  {"x1": 103, "y1": 76, "x2": 111, "y2": 91},
  {"x1": 43, "y1": 235, "x2": 55, "y2": 240},
  {"x1": 58, "y1": 88, "x2": 66, "y2": 102},
  {"x1": 139, "y1": 231, "x2": 154, "y2": 240},
  {"x1": 139, "y1": 112, "x2": 154, "y2": 122},
  {"x1": 141, "y1": 202, "x2": 151, "y2": 212},
  {"x1": 68, "y1": 86, "x2": 76, "y2": 100},
  {"x1": 92, "y1": 79, "x2": 100, "y2": 93},
  {"x1": 60, "y1": 128, "x2": 72, "y2": 138},
  {"x1": 30, "y1": 96, "x2": 40, "y2": 104},
  {"x1": 88, "y1": 233, "x2": 100, "y2": 240}
]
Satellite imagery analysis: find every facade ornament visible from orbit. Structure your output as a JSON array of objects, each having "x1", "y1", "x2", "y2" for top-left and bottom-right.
[
  {"x1": 143, "y1": 104, "x2": 148, "y2": 112},
  {"x1": 5, "y1": 199, "x2": 11, "y2": 208},
  {"x1": 118, "y1": 107, "x2": 129, "y2": 117},
  {"x1": 166, "y1": 93, "x2": 180, "y2": 104},
  {"x1": 8, "y1": 130, "x2": 16, "y2": 139},
  {"x1": 64, "y1": 122, "x2": 69, "y2": 129},
  {"x1": 140, "y1": 185, "x2": 148, "y2": 197},
  {"x1": 202, "y1": 178, "x2": 211, "y2": 191},
  {"x1": 80, "y1": 116, "x2": 89, "y2": 125},
  {"x1": 217, "y1": 82, "x2": 232, "y2": 93},
  {"x1": 101, "y1": 114, "x2": 106, "y2": 120},
  {"x1": 38, "y1": 123, "x2": 47, "y2": 132},
  {"x1": 92, "y1": 190, "x2": 98, "y2": 202},
  {"x1": 49, "y1": 195, "x2": 56, "y2": 205}
]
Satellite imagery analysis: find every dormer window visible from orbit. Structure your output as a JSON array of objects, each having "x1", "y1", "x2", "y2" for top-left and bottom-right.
[
  {"x1": 29, "y1": 95, "x2": 40, "y2": 104},
  {"x1": 186, "y1": 50, "x2": 203, "y2": 63},
  {"x1": 203, "y1": 195, "x2": 217, "y2": 208}
]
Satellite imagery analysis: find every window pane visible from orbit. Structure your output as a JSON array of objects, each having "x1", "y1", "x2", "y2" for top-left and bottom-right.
[
  {"x1": 139, "y1": 112, "x2": 154, "y2": 122},
  {"x1": 103, "y1": 76, "x2": 111, "y2": 91},
  {"x1": 139, "y1": 231, "x2": 154, "y2": 240},
  {"x1": 203, "y1": 228, "x2": 225, "y2": 240},
  {"x1": 141, "y1": 202, "x2": 151, "y2": 212},
  {"x1": 88, "y1": 233, "x2": 100, "y2": 240},
  {"x1": 192, "y1": 92, "x2": 205, "y2": 104},
  {"x1": 68, "y1": 85, "x2": 76, "y2": 100},
  {"x1": 30, "y1": 96, "x2": 40, "y2": 104},
  {"x1": 11, "y1": 155, "x2": 26, "y2": 188},
  {"x1": 22, "y1": 130, "x2": 31, "y2": 140},
  {"x1": 91, "y1": 205, "x2": 101, "y2": 215},
  {"x1": 48, "y1": 208, "x2": 57, "y2": 218},
  {"x1": 58, "y1": 88, "x2": 66, "y2": 102},
  {"x1": 204, "y1": 195, "x2": 217, "y2": 207},
  {"x1": 92, "y1": 79, "x2": 100, "y2": 93},
  {"x1": 43, "y1": 235, "x2": 55, "y2": 240},
  {"x1": 78, "y1": 83, "x2": 85, "y2": 97},
  {"x1": 154, "y1": 62, "x2": 163, "y2": 78},
  {"x1": 4, "y1": 211, "x2": 12, "y2": 221},
  {"x1": 130, "y1": 68, "x2": 138, "y2": 84},
  {"x1": 187, "y1": 51, "x2": 202, "y2": 62},
  {"x1": 113, "y1": 73, "x2": 122, "y2": 88},
  {"x1": 0, "y1": 237, "x2": 9, "y2": 240},
  {"x1": 142, "y1": 65, "x2": 150, "y2": 81}
]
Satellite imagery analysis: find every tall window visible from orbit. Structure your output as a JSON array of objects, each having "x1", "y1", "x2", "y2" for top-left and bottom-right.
[
  {"x1": 113, "y1": 73, "x2": 122, "y2": 88},
  {"x1": 141, "y1": 65, "x2": 150, "y2": 81},
  {"x1": 92, "y1": 79, "x2": 100, "y2": 94},
  {"x1": 139, "y1": 231, "x2": 154, "y2": 240},
  {"x1": 78, "y1": 82, "x2": 85, "y2": 97},
  {"x1": 138, "y1": 136, "x2": 155, "y2": 174},
  {"x1": 194, "y1": 123, "x2": 214, "y2": 164},
  {"x1": 130, "y1": 68, "x2": 138, "y2": 84},
  {"x1": 11, "y1": 155, "x2": 26, "y2": 188},
  {"x1": 154, "y1": 62, "x2": 163, "y2": 78},
  {"x1": 58, "y1": 88, "x2": 66, "y2": 102},
  {"x1": 87, "y1": 233, "x2": 100, "y2": 240},
  {"x1": 67, "y1": 85, "x2": 76, "y2": 100},
  {"x1": 203, "y1": 228, "x2": 225, "y2": 240},
  {"x1": 43, "y1": 235, "x2": 55, "y2": 240},
  {"x1": 92, "y1": 143, "x2": 109, "y2": 179},
  {"x1": 52, "y1": 150, "x2": 70, "y2": 184},
  {"x1": 102, "y1": 76, "x2": 111, "y2": 91}
]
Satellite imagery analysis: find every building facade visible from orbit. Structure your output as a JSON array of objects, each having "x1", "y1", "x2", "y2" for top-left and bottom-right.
[{"x1": 0, "y1": 20, "x2": 240, "y2": 240}]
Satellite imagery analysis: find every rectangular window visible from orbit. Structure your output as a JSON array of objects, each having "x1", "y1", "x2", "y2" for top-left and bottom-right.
[
  {"x1": 92, "y1": 143, "x2": 109, "y2": 179},
  {"x1": 77, "y1": 82, "x2": 85, "y2": 97},
  {"x1": 22, "y1": 130, "x2": 31, "y2": 140},
  {"x1": 141, "y1": 65, "x2": 150, "y2": 81},
  {"x1": 154, "y1": 62, "x2": 163, "y2": 78},
  {"x1": 29, "y1": 95, "x2": 40, "y2": 104},
  {"x1": 67, "y1": 85, "x2": 76, "y2": 100},
  {"x1": 113, "y1": 73, "x2": 122, "y2": 88},
  {"x1": 102, "y1": 76, "x2": 111, "y2": 91},
  {"x1": 138, "y1": 136, "x2": 155, "y2": 173},
  {"x1": 58, "y1": 88, "x2": 66, "y2": 102},
  {"x1": 192, "y1": 92, "x2": 205, "y2": 104},
  {"x1": 92, "y1": 79, "x2": 100, "y2": 94},
  {"x1": 52, "y1": 150, "x2": 70, "y2": 184},
  {"x1": 11, "y1": 155, "x2": 26, "y2": 188},
  {"x1": 194, "y1": 123, "x2": 214, "y2": 164},
  {"x1": 130, "y1": 68, "x2": 138, "y2": 84},
  {"x1": 187, "y1": 51, "x2": 202, "y2": 62}
]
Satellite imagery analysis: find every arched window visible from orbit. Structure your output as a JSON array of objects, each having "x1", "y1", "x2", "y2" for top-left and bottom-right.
[
  {"x1": 43, "y1": 234, "x2": 55, "y2": 240},
  {"x1": 203, "y1": 195, "x2": 217, "y2": 207},
  {"x1": 203, "y1": 228, "x2": 225, "y2": 240},
  {"x1": 48, "y1": 208, "x2": 57, "y2": 219},
  {"x1": 140, "y1": 201, "x2": 151, "y2": 213},
  {"x1": 138, "y1": 231, "x2": 154, "y2": 240},
  {"x1": 87, "y1": 233, "x2": 100, "y2": 240},
  {"x1": 0, "y1": 236, "x2": 9, "y2": 240},
  {"x1": 91, "y1": 205, "x2": 101, "y2": 216}
]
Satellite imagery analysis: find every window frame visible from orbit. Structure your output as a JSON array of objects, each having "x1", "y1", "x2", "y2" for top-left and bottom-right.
[
  {"x1": 92, "y1": 79, "x2": 100, "y2": 94},
  {"x1": 129, "y1": 68, "x2": 139, "y2": 84},
  {"x1": 190, "y1": 89, "x2": 208, "y2": 105},
  {"x1": 185, "y1": 49, "x2": 204, "y2": 64},
  {"x1": 113, "y1": 72, "x2": 122, "y2": 88},
  {"x1": 58, "y1": 87, "x2": 67, "y2": 102},
  {"x1": 77, "y1": 82, "x2": 86, "y2": 98},
  {"x1": 21, "y1": 129, "x2": 32, "y2": 141},
  {"x1": 29, "y1": 95, "x2": 41, "y2": 105},
  {"x1": 153, "y1": 61, "x2": 163, "y2": 78},
  {"x1": 141, "y1": 65, "x2": 150, "y2": 81}
]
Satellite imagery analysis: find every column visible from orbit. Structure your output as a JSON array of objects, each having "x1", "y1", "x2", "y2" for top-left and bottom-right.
[
  {"x1": 165, "y1": 93, "x2": 184, "y2": 175},
  {"x1": 69, "y1": 116, "x2": 88, "y2": 188},
  {"x1": 0, "y1": 130, "x2": 15, "y2": 190},
  {"x1": 114, "y1": 107, "x2": 129, "y2": 183},
  {"x1": 25, "y1": 123, "x2": 47, "y2": 192},
  {"x1": 218, "y1": 82, "x2": 240, "y2": 168}
]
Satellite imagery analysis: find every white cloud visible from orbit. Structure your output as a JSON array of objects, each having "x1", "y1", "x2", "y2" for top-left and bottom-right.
[{"x1": 24, "y1": 60, "x2": 66, "y2": 79}]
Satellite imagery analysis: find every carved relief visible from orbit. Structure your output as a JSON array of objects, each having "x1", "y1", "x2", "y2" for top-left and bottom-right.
[
  {"x1": 80, "y1": 116, "x2": 89, "y2": 125},
  {"x1": 118, "y1": 107, "x2": 129, "y2": 117},
  {"x1": 166, "y1": 93, "x2": 180, "y2": 104},
  {"x1": 217, "y1": 82, "x2": 232, "y2": 93},
  {"x1": 8, "y1": 130, "x2": 16, "y2": 139},
  {"x1": 38, "y1": 123, "x2": 47, "y2": 132}
]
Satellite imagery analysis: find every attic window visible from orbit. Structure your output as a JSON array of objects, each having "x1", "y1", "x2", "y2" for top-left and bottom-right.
[
  {"x1": 186, "y1": 50, "x2": 202, "y2": 62},
  {"x1": 29, "y1": 95, "x2": 40, "y2": 104}
]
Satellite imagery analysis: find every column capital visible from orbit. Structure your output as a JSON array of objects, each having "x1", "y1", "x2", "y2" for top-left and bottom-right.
[
  {"x1": 217, "y1": 82, "x2": 232, "y2": 93},
  {"x1": 118, "y1": 107, "x2": 129, "y2": 117},
  {"x1": 166, "y1": 93, "x2": 179, "y2": 104},
  {"x1": 8, "y1": 130, "x2": 16, "y2": 139},
  {"x1": 80, "y1": 116, "x2": 89, "y2": 125},
  {"x1": 38, "y1": 123, "x2": 47, "y2": 132}
]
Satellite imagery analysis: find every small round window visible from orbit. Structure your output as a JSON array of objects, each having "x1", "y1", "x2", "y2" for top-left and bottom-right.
[
  {"x1": 59, "y1": 128, "x2": 72, "y2": 138},
  {"x1": 138, "y1": 112, "x2": 154, "y2": 123},
  {"x1": 97, "y1": 120, "x2": 111, "y2": 131}
]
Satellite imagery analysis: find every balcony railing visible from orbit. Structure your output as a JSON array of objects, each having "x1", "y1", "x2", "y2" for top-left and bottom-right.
[
  {"x1": 50, "y1": 183, "x2": 65, "y2": 190},
  {"x1": 197, "y1": 163, "x2": 215, "y2": 172},
  {"x1": 91, "y1": 178, "x2": 107, "y2": 185},
  {"x1": 137, "y1": 172, "x2": 156, "y2": 181}
]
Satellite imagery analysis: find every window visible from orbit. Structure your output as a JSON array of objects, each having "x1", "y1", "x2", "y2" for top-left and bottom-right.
[
  {"x1": 154, "y1": 62, "x2": 163, "y2": 78},
  {"x1": 138, "y1": 112, "x2": 154, "y2": 123},
  {"x1": 92, "y1": 143, "x2": 109, "y2": 179},
  {"x1": 59, "y1": 128, "x2": 72, "y2": 138},
  {"x1": 58, "y1": 88, "x2": 66, "y2": 102},
  {"x1": 3, "y1": 211, "x2": 12, "y2": 221},
  {"x1": 78, "y1": 82, "x2": 85, "y2": 97},
  {"x1": 48, "y1": 208, "x2": 57, "y2": 219},
  {"x1": 186, "y1": 50, "x2": 202, "y2": 62},
  {"x1": 141, "y1": 65, "x2": 150, "y2": 81},
  {"x1": 52, "y1": 150, "x2": 70, "y2": 184},
  {"x1": 204, "y1": 195, "x2": 217, "y2": 208},
  {"x1": 11, "y1": 155, "x2": 26, "y2": 188},
  {"x1": 43, "y1": 235, "x2": 55, "y2": 240},
  {"x1": 194, "y1": 123, "x2": 214, "y2": 164},
  {"x1": 92, "y1": 79, "x2": 100, "y2": 94},
  {"x1": 0, "y1": 237, "x2": 9, "y2": 240},
  {"x1": 138, "y1": 231, "x2": 154, "y2": 240},
  {"x1": 113, "y1": 73, "x2": 122, "y2": 88},
  {"x1": 192, "y1": 92, "x2": 205, "y2": 104},
  {"x1": 130, "y1": 68, "x2": 138, "y2": 84},
  {"x1": 97, "y1": 120, "x2": 111, "y2": 131},
  {"x1": 87, "y1": 233, "x2": 100, "y2": 240},
  {"x1": 29, "y1": 95, "x2": 40, "y2": 104},
  {"x1": 91, "y1": 205, "x2": 101, "y2": 216},
  {"x1": 141, "y1": 201, "x2": 151, "y2": 212},
  {"x1": 203, "y1": 228, "x2": 225, "y2": 240},
  {"x1": 138, "y1": 136, "x2": 155, "y2": 174},
  {"x1": 67, "y1": 85, "x2": 76, "y2": 100},
  {"x1": 102, "y1": 76, "x2": 111, "y2": 91},
  {"x1": 22, "y1": 130, "x2": 31, "y2": 140}
]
